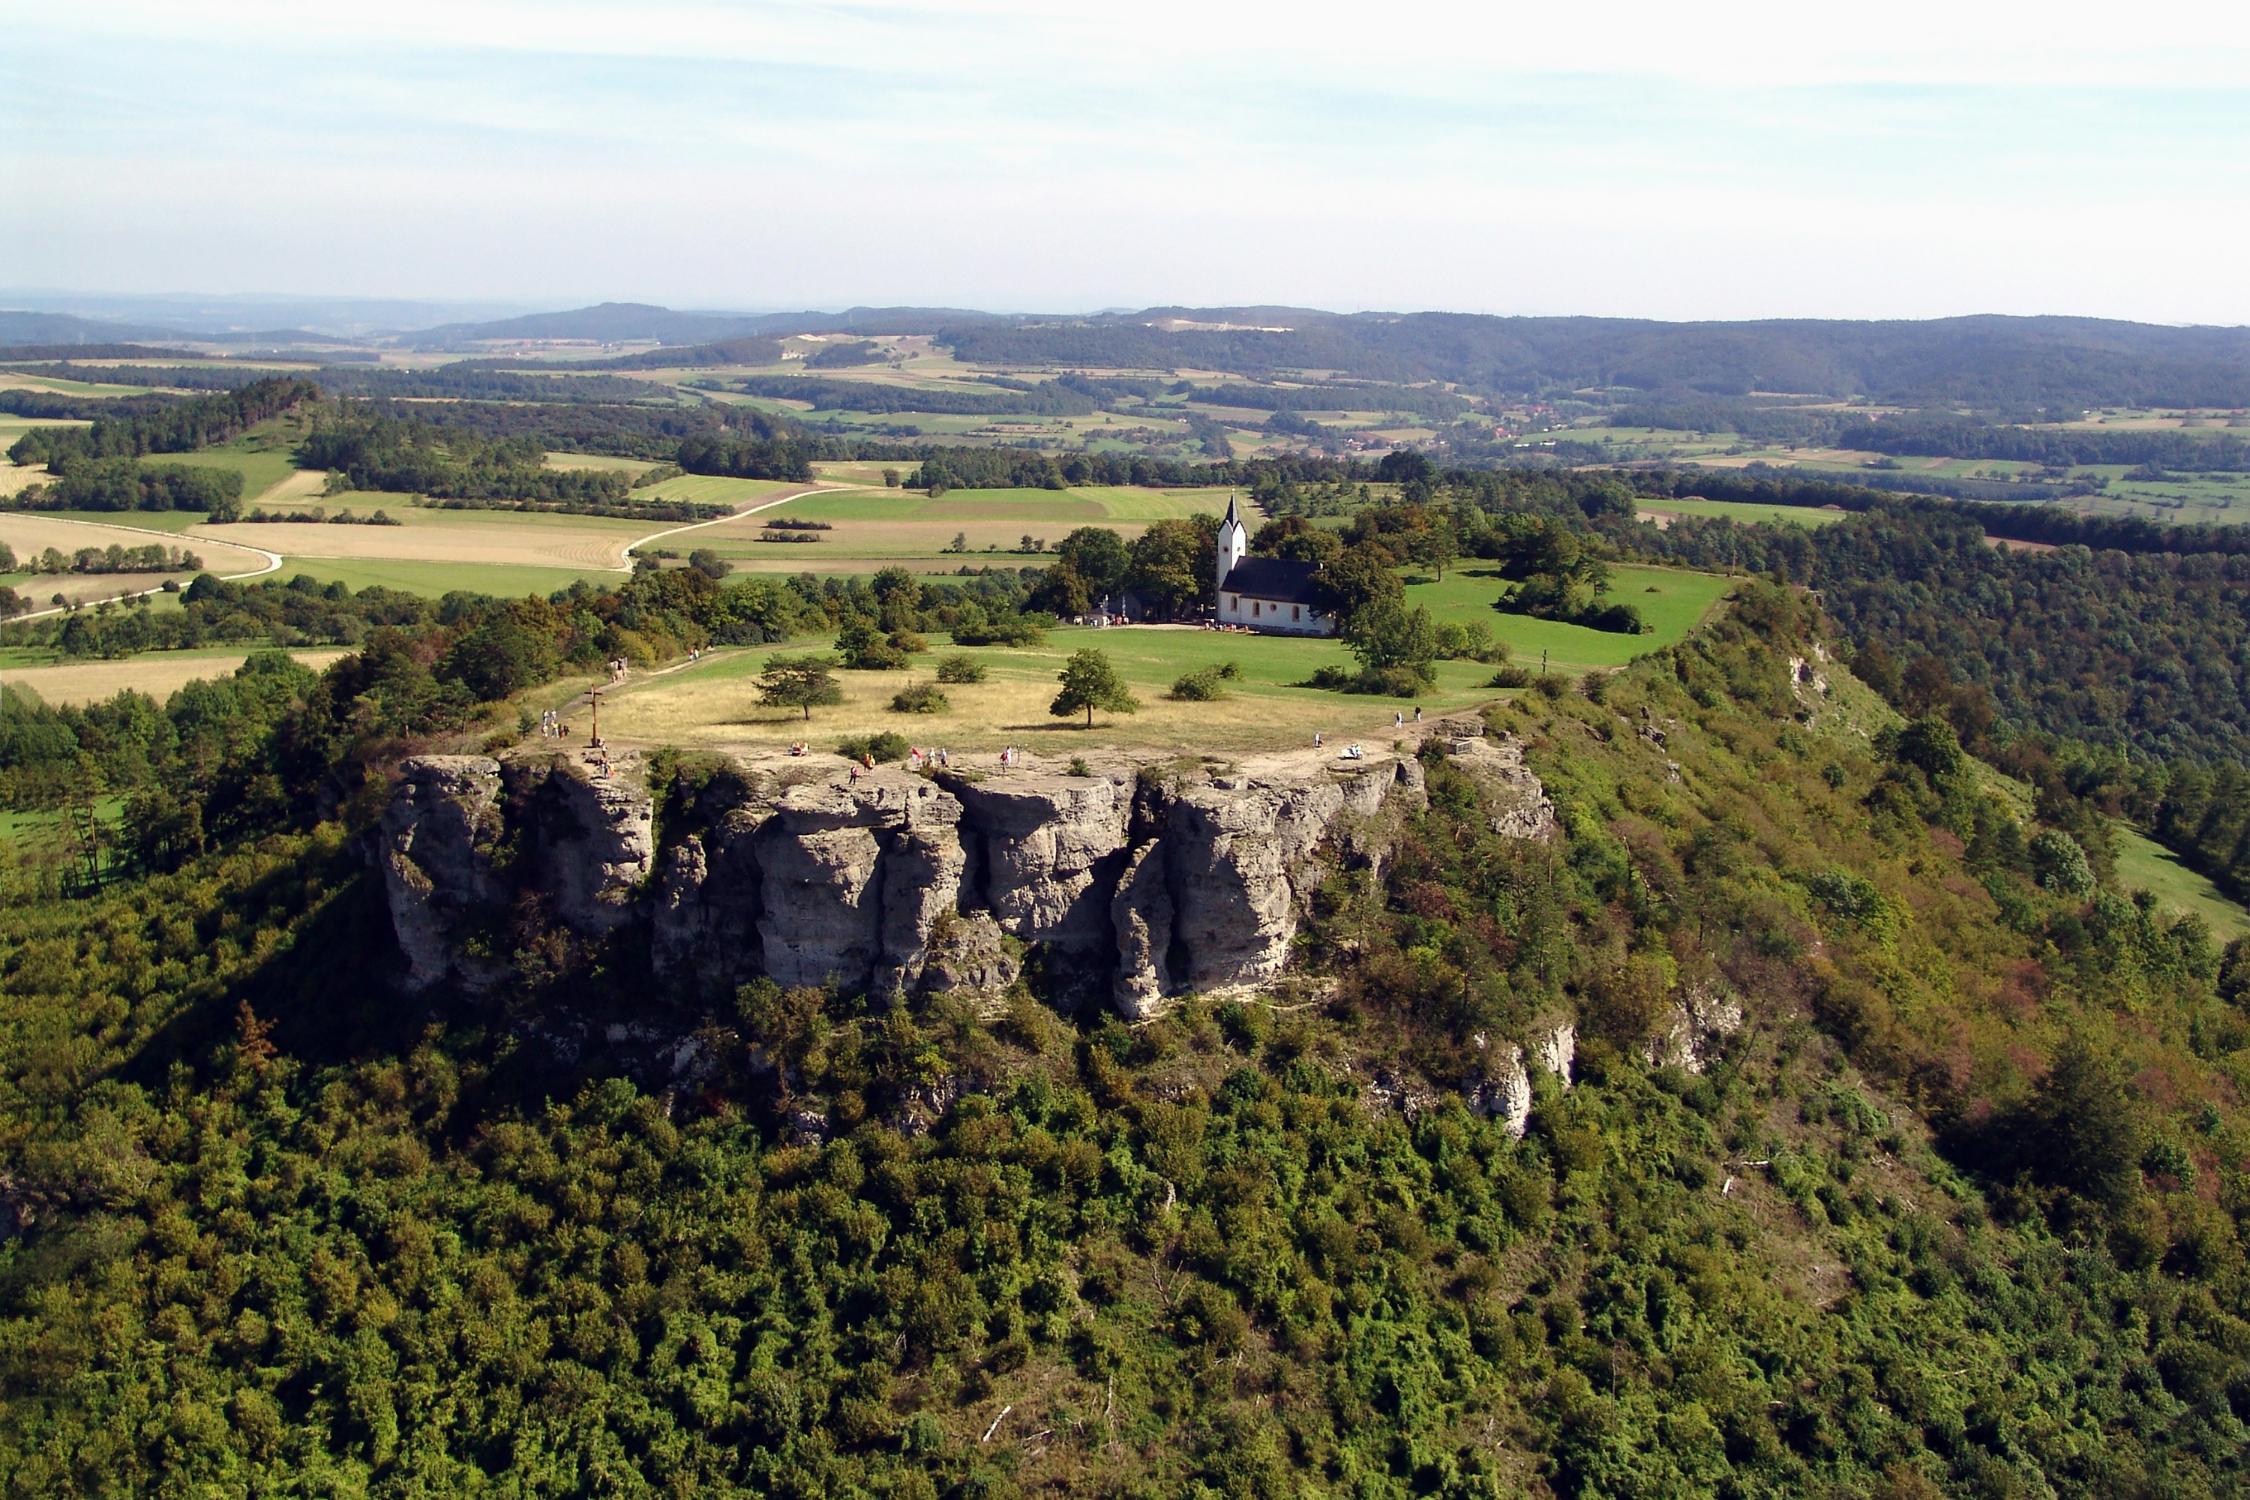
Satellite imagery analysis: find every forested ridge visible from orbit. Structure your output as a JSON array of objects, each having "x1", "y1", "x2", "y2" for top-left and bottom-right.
[{"x1": 2, "y1": 588, "x2": 2248, "y2": 1494}]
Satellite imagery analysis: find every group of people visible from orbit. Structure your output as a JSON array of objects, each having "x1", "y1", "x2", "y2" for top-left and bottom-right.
[
  {"x1": 907, "y1": 746, "x2": 951, "y2": 770},
  {"x1": 1393, "y1": 706, "x2": 1424, "y2": 728},
  {"x1": 605, "y1": 657, "x2": 630, "y2": 685},
  {"x1": 536, "y1": 709, "x2": 570, "y2": 740}
]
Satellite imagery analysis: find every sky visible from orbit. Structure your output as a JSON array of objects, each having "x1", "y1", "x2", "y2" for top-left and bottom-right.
[{"x1": 6, "y1": 0, "x2": 2250, "y2": 323}]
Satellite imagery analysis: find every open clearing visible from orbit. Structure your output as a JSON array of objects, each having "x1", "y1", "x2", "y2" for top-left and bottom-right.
[
  {"x1": 0, "y1": 464, "x2": 54, "y2": 498},
  {"x1": 596, "y1": 563, "x2": 1728, "y2": 756},
  {"x1": 2115, "y1": 828, "x2": 2250, "y2": 942},
  {"x1": 150, "y1": 438, "x2": 305, "y2": 502},
  {"x1": 0, "y1": 647, "x2": 349, "y2": 707}
]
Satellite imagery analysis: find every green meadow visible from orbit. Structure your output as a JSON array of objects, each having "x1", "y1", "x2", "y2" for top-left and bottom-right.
[
  {"x1": 1639, "y1": 497, "x2": 1850, "y2": 528},
  {"x1": 2114, "y1": 827, "x2": 2250, "y2": 942}
]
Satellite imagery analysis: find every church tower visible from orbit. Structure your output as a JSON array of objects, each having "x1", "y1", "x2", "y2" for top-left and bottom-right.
[{"x1": 1216, "y1": 491, "x2": 1248, "y2": 591}]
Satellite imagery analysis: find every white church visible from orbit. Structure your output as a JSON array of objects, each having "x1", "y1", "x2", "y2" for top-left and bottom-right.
[{"x1": 1213, "y1": 494, "x2": 1336, "y2": 636}]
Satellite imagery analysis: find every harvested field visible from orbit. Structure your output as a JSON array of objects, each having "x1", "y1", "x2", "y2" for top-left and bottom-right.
[
  {"x1": 0, "y1": 648, "x2": 349, "y2": 706},
  {"x1": 189, "y1": 514, "x2": 643, "y2": 570},
  {"x1": 0, "y1": 513, "x2": 272, "y2": 574},
  {"x1": 0, "y1": 464, "x2": 54, "y2": 498},
  {"x1": 2, "y1": 571, "x2": 194, "y2": 608}
]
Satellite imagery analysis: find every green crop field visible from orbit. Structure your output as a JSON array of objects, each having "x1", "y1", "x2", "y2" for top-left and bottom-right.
[
  {"x1": 635, "y1": 474, "x2": 806, "y2": 507},
  {"x1": 1638, "y1": 498, "x2": 1850, "y2": 528}
]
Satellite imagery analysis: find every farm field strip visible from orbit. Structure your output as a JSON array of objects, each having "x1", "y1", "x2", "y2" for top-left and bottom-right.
[{"x1": 0, "y1": 647, "x2": 350, "y2": 707}]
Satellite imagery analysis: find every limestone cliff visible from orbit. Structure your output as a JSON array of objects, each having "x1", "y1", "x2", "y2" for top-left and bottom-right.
[{"x1": 374, "y1": 737, "x2": 1545, "y2": 1017}]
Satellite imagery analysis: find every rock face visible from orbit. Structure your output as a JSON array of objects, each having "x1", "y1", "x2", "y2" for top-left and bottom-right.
[
  {"x1": 378, "y1": 756, "x2": 509, "y2": 993},
  {"x1": 374, "y1": 741, "x2": 1538, "y2": 1017},
  {"x1": 1468, "y1": 1043, "x2": 1534, "y2": 1140},
  {"x1": 1645, "y1": 984, "x2": 1745, "y2": 1074},
  {"x1": 1434, "y1": 733, "x2": 1556, "y2": 841}
]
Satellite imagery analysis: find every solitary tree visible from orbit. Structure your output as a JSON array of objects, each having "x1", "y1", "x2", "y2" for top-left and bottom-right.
[
  {"x1": 1050, "y1": 649, "x2": 1139, "y2": 728},
  {"x1": 756, "y1": 654, "x2": 844, "y2": 722}
]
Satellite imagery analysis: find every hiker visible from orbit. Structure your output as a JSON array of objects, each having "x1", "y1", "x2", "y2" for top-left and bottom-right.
[{"x1": 1413, "y1": 705, "x2": 1423, "y2": 723}]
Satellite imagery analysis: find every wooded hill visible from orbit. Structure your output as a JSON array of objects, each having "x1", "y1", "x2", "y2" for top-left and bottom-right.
[{"x1": 1, "y1": 588, "x2": 2246, "y2": 1494}]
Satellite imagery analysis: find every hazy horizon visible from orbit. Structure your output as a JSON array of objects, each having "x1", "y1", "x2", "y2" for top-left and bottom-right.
[{"x1": 8, "y1": 1, "x2": 2250, "y2": 323}]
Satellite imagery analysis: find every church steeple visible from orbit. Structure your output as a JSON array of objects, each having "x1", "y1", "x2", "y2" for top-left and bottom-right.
[{"x1": 1216, "y1": 490, "x2": 1248, "y2": 590}]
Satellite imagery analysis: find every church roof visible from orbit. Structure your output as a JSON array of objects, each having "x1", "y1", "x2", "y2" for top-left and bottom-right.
[{"x1": 1222, "y1": 556, "x2": 1323, "y2": 605}]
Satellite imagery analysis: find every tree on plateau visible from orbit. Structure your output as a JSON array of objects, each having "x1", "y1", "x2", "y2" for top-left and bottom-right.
[{"x1": 1050, "y1": 649, "x2": 1139, "y2": 728}]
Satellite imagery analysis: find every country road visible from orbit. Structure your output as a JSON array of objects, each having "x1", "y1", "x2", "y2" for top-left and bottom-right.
[{"x1": 8, "y1": 515, "x2": 284, "y2": 622}]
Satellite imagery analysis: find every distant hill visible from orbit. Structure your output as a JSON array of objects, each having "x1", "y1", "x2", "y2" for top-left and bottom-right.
[
  {"x1": 0, "y1": 310, "x2": 186, "y2": 344},
  {"x1": 941, "y1": 310, "x2": 2250, "y2": 409},
  {"x1": 400, "y1": 302, "x2": 772, "y2": 348},
  {"x1": 0, "y1": 341, "x2": 203, "y2": 361},
  {"x1": 399, "y1": 302, "x2": 1007, "y2": 349}
]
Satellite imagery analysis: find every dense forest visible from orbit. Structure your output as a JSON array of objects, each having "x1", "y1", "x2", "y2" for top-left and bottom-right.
[
  {"x1": 1613, "y1": 402, "x2": 2250, "y2": 468},
  {"x1": 296, "y1": 412, "x2": 635, "y2": 505},
  {"x1": 5, "y1": 377, "x2": 318, "y2": 467},
  {"x1": 731, "y1": 375, "x2": 1102, "y2": 418},
  {"x1": 3, "y1": 584, "x2": 2247, "y2": 1493},
  {"x1": 939, "y1": 311, "x2": 2250, "y2": 407},
  {"x1": 10, "y1": 459, "x2": 246, "y2": 518}
]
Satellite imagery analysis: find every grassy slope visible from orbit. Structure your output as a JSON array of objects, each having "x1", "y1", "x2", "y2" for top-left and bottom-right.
[{"x1": 2114, "y1": 826, "x2": 2250, "y2": 942}]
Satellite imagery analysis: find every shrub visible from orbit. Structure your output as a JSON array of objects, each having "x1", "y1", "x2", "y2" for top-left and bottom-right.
[
  {"x1": 935, "y1": 655, "x2": 987, "y2": 684},
  {"x1": 1170, "y1": 667, "x2": 1226, "y2": 701},
  {"x1": 837, "y1": 731, "x2": 912, "y2": 762},
  {"x1": 1067, "y1": 757, "x2": 1093, "y2": 777},
  {"x1": 1487, "y1": 665, "x2": 1532, "y2": 688},
  {"x1": 891, "y1": 683, "x2": 949, "y2": 714},
  {"x1": 2030, "y1": 828, "x2": 2095, "y2": 896},
  {"x1": 1359, "y1": 664, "x2": 1431, "y2": 698},
  {"x1": 953, "y1": 613, "x2": 1050, "y2": 647}
]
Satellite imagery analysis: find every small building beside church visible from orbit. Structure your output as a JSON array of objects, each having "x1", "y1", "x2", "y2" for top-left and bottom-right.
[{"x1": 1213, "y1": 494, "x2": 1336, "y2": 636}]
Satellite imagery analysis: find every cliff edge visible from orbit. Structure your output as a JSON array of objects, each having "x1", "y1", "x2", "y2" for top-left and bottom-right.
[{"x1": 375, "y1": 730, "x2": 1552, "y2": 1017}]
